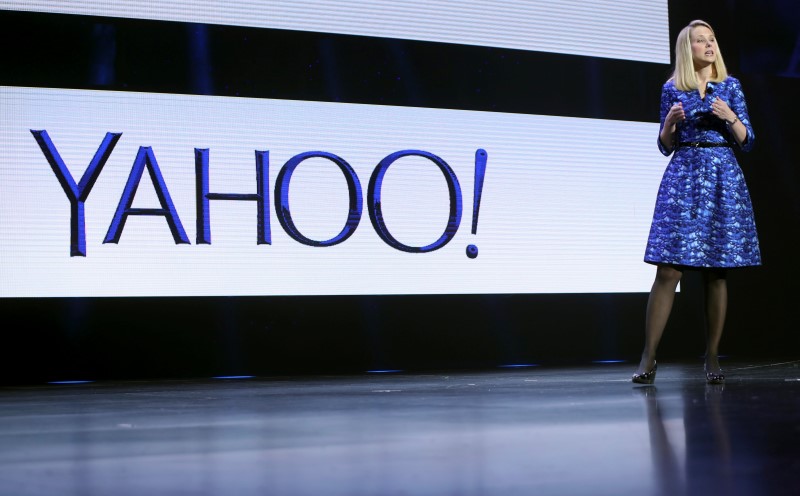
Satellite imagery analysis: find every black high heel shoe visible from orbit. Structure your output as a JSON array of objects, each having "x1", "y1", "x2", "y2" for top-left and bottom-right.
[
  {"x1": 632, "y1": 361, "x2": 657, "y2": 385},
  {"x1": 704, "y1": 356, "x2": 725, "y2": 385},
  {"x1": 705, "y1": 366, "x2": 725, "y2": 385}
]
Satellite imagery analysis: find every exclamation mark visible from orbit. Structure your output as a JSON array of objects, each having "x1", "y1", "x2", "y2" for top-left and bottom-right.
[{"x1": 466, "y1": 148, "x2": 487, "y2": 259}]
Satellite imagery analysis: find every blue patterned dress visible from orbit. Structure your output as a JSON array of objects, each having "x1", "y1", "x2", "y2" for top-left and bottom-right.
[{"x1": 644, "y1": 76, "x2": 761, "y2": 268}]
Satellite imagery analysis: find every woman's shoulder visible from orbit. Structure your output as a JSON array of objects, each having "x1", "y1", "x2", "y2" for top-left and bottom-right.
[
  {"x1": 661, "y1": 79, "x2": 679, "y2": 95},
  {"x1": 720, "y1": 75, "x2": 743, "y2": 88},
  {"x1": 661, "y1": 79, "x2": 694, "y2": 99}
]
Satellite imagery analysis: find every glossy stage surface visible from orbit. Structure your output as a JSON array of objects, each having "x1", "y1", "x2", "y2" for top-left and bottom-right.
[{"x1": 1, "y1": 361, "x2": 799, "y2": 496}]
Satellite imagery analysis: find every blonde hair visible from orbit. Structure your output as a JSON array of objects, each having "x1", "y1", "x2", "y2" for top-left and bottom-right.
[{"x1": 671, "y1": 20, "x2": 728, "y2": 91}]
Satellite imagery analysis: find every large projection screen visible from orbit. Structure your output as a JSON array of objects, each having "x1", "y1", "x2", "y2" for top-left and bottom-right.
[{"x1": 0, "y1": 1, "x2": 671, "y2": 297}]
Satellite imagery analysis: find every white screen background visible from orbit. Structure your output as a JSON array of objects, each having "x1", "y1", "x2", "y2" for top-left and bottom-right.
[
  {"x1": 0, "y1": 0, "x2": 669, "y2": 63},
  {"x1": 0, "y1": 87, "x2": 667, "y2": 296}
]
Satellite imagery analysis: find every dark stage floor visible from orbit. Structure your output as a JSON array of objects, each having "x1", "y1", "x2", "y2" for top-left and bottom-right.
[{"x1": 1, "y1": 360, "x2": 799, "y2": 496}]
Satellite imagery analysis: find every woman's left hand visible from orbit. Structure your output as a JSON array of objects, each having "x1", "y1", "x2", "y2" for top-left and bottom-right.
[{"x1": 710, "y1": 98, "x2": 736, "y2": 123}]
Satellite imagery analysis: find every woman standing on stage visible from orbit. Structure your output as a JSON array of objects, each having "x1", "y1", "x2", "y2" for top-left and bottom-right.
[{"x1": 632, "y1": 20, "x2": 760, "y2": 385}]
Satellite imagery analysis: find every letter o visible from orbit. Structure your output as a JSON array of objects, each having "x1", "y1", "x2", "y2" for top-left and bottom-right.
[
  {"x1": 275, "y1": 151, "x2": 363, "y2": 247},
  {"x1": 368, "y1": 150, "x2": 462, "y2": 253}
]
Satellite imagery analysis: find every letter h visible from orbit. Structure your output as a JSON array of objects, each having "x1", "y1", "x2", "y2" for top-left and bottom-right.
[{"x1": 195, "y1": 149, "x2": 270, "y2": 244}]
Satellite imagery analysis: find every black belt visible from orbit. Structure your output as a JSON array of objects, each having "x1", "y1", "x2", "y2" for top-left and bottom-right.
[{"x1": 678, "y1": 142, "x2": 731, "y2": 148}]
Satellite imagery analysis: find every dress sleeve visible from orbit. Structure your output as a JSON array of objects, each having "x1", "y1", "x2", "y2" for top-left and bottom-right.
[
  {"x1": 657, "y1": 83, "x2": 673, "y2": 156},
  {"x1": 727, "y1": 77, "x2": 755, "y2": 152}
]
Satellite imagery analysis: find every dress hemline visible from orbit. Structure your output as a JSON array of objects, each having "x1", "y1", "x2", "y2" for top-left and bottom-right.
[{"x1": 643, "y1": 259, "x2": 762, "y2": 270}]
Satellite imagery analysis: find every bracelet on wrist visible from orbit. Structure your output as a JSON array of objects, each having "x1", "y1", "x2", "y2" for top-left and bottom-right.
[{"x1": 727, "y1": 117, "x2": 739, "y2": 126}]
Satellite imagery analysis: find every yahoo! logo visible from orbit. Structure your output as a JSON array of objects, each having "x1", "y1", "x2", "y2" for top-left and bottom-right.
[{"x1": 31, "y1": 130, "x2": 488, "y2": 258}]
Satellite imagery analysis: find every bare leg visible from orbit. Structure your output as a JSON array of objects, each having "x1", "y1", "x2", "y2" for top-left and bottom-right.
[
  {"x1": 703, "y1": 269, "x2": 728, "y2": 375},
  {"x1": 635, "y1": 265, "x2": 683, "y2": 375}
]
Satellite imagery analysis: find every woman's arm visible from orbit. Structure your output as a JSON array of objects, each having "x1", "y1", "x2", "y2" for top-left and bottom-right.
[
  {"x1": 657, "y1": 86, "x2": 685, "y2": 156},
  {"x1": 659, "y1": 105, "x2": 685, "y2": 151},
  {"x1": 712, "y1": 78, "x2": 755, "y2": 151},
  {"x1": 711, "y1": 99, "x2": 747, "y2": 146}
]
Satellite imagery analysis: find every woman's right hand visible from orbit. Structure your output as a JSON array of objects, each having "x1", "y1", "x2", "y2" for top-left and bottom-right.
[
  {"x1": 664, "y1": 102, "x2": 685, "y2": 128},
  {"x1": 659, "y1": 102, "x2": 684, "y2": 152}
]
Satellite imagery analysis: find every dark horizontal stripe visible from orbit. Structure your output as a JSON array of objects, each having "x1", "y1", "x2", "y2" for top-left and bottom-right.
[
  {"x1": 0, "y1": 10, "x2": 671, "y2": 122},
  {"x1": 0, "y1": 292, "x2": 650, "y2": 383}
]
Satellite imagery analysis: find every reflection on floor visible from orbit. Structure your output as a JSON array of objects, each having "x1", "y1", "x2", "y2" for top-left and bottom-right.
[{"x1": 1, "y1": 361, "x2": 799, "y2": 496}]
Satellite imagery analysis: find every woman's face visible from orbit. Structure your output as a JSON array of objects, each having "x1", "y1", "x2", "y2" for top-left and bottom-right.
[{"x1": 690, "y1": 26, "x2": 717, "y2": 67}]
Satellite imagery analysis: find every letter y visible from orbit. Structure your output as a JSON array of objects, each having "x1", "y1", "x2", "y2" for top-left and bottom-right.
[{"x1": 31, "y1": 130, "x2": 122, "y2": 256}]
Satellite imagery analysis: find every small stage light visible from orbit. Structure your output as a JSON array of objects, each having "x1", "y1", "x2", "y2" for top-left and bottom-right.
[
  {"x1": 592, "y1": 360, "x2": 627, "y2": 364},
  {"x1": 48, "y1": 380, "x2": 94, "y2": 385},
  {"x1": 212, "y1": 375, "x2": 255, "y2": 380},
  {"x1": 498, "y1": 364, "x2": 539, "y2": 368},
  {"x1": 366, "y1": 369, "x2": 403, "y2": 373}
]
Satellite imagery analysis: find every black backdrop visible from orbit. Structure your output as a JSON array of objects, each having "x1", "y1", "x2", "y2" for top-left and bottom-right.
[{"x1": 0, "y1": 1, "x2": 797, "y2": 385}]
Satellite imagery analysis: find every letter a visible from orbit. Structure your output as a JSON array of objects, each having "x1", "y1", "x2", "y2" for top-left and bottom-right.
[{"x1": 104, "y1": 146, "x2": 190, "y2": 245}]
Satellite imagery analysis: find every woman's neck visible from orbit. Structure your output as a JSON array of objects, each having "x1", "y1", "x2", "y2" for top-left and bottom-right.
[{"x1": 694, "y1": 63, "x2": 716, "y2": 88}]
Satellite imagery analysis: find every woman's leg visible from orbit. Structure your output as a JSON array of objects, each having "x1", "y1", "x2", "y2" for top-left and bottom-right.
[
  {"x1": 703, "y1": 269, "x2": 728, "y2": 374},
  {"x1": 635, "y1": 265, "x2": 683, "y2": 375}
]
